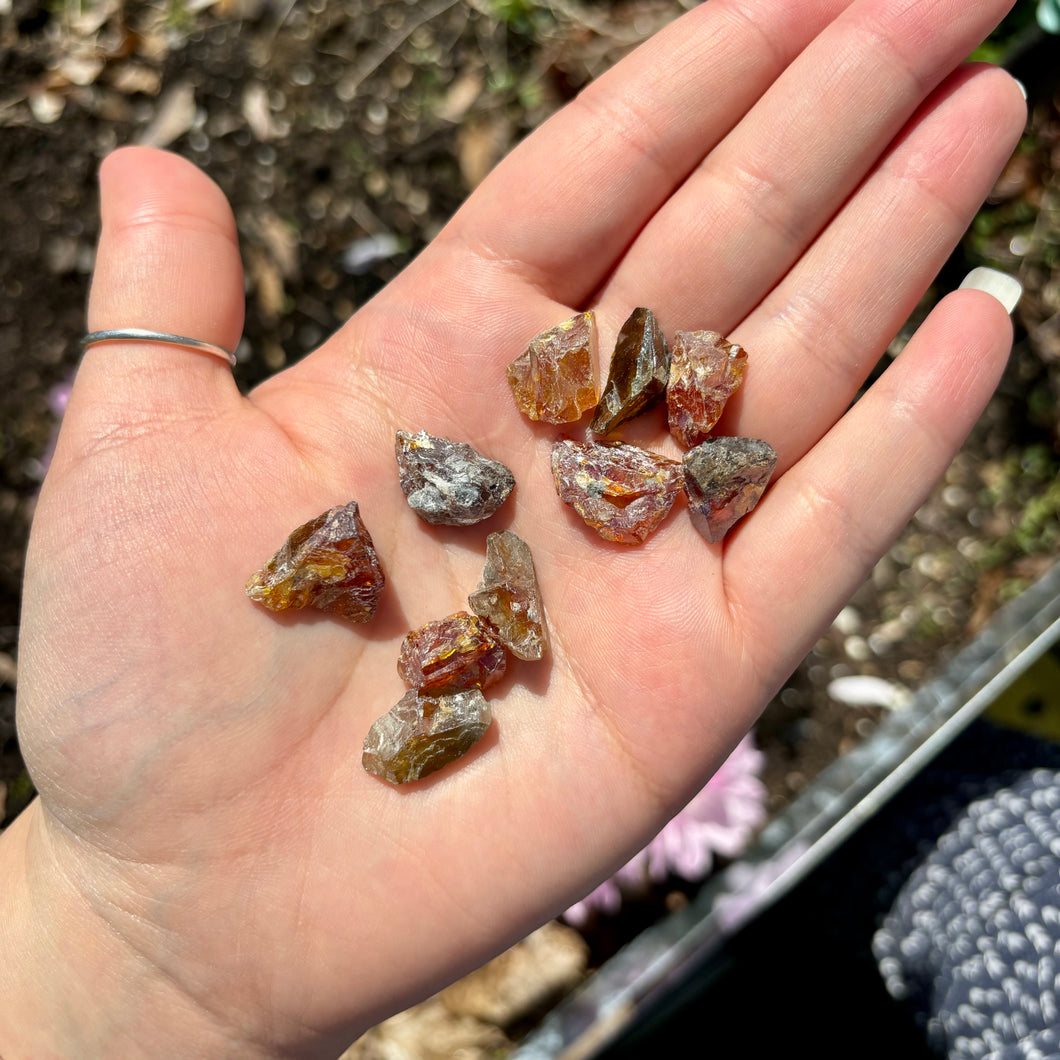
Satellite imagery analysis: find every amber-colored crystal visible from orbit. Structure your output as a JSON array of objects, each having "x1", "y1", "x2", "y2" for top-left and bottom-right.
[
  {"x1": 507, "y1": 311, "x2": 598, "y2": 424},
  {"x1": 245, "y1": 501, "x2": 384, "y2": 622},
  {"x1": 667, "y1": 330, "x2": 748, "y2": 448},
  {"x1": 683, "y1": 437, "x2": 777, "y2": 543},
  {"x1": 398, "y1": 611, "x2": 507, "y2": 693},
  {"x1": 469, "y1": 530, "x2": 549, "y2": 661},
  {"x1": 396, "y1": 430, "x2": 515, "y2": 526},
  {"x1": 551, "y1": 440, "x2": 682, "y2": 545},
  {"x1": 362, "y1": 688, "x2": 492, "y2": 785},
  {"x1": 591, "y1": 307, "x2": 669, "y2": 434}
]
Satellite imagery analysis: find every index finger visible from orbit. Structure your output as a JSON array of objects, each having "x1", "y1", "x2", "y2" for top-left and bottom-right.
[
  {"x1": 439, "y1": 0, "x2": 1015, "y2": 316},
  {"x1": 438, "y1": 0, "x2": 852, "y2": 307}
]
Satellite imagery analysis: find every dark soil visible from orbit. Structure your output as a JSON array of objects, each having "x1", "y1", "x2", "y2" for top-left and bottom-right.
[{"x1": 1, "y1": 0, "x2": 1059, "y2": 1019}]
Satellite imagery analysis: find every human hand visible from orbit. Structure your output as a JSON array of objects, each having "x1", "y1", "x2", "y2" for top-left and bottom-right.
[{"x1": 0, "y1": 0, "x2": 1026, "y2": 1056}]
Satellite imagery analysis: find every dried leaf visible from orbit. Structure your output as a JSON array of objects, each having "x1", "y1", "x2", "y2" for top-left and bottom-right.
[
  {"x1": 436, "y1": 69, "x2": 482, "y2": 123},
  {"x1": 107, "y1": 63, "x2": 162, "y2": 97},
  {"x1": 457, "y1": 115, "x2": 511, "y2": 189},
  {"x1": 137, "y1": 81, "x2": 196, "y2": 148},
  {"x1": 257, "y1": 210, "x2": 300, "y2": 280},
  {"x1": 247, "y1": 246, "x2": 286, "y2": 324},
  {"x1": 242, "y1": 81, "x2": 277, "y2": 142}
]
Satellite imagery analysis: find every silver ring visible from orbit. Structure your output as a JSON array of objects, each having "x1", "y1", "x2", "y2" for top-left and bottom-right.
[{"x1": 81, "y1": 328, "x2": 237, "y2": 367}]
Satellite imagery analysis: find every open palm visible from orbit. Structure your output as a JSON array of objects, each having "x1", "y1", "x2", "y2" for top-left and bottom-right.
[{"x1": 4, "y1": 1, "x2": 1026, "y2": 1056}]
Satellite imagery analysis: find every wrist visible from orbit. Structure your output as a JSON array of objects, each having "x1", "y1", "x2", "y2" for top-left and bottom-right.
[{"x1": 0, "y1": 801, "x2": 256, "y2": 1060}]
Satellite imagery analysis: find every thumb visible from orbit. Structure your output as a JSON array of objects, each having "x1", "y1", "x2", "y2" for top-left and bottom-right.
[{"x1": 55, "y1": 147, "x2": 245, "y2": 471}]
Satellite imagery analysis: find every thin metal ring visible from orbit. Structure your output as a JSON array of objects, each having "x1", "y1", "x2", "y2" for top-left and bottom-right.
[{"x1": 81, "y1": 328, "x2": 237, "y2": 367}]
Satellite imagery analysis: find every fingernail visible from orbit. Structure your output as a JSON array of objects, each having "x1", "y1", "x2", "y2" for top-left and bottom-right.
[
  {"x1": 1014, "y1": 77, "x2": 1027, "y2": 101},
  {"x1": 959, "y1": 267, "x2": 1022, "y2": 314}
]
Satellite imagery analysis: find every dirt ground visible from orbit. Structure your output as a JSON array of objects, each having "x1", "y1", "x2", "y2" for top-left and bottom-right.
[{"x1": 1, "y1": 0, "x2": 1058, "y2": 1053}]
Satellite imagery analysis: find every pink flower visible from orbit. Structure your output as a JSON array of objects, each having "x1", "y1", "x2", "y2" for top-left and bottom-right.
[
  {"x1": 563, "y1": 734, "x2": 768, "y2": 926},
  {"x1": 34, "y1": 377, "x2": 74, "y2": 480},
  {"x1": 47, "y1": 379, "x2": 72, "y2": 418}
]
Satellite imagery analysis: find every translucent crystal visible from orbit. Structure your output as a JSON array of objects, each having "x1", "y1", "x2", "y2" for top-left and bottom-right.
[
  {"x1": 469, "y1": 530, "x2": 549, "y2": 661},
  {"x1": 362, "y1": 688, "x2": 492, "y2": 785},
  {"x1": 667, "y1": 330, "x2": 748, "y2": 448},
  {"x1": 683, "y1": 437, "x2": 777, "y2": 543},
  {"x1": 551, "y1": 439, "x2": 682, "y2": 545},
  {"x1": 245, "y1": 501, "x2": 384, "y2": 622},
  {"x1": 590, "y1": 307, "x2": 669, "y2": 434},
  {"x1": 396, "y1": 430, "x2": 515, "y2": 526},
  {"x1": 398, "y1": 611, "x2": 507, "y2": 693},
  {"x1": 507, "y1": 311, "x2": 598, "y2": 424}
]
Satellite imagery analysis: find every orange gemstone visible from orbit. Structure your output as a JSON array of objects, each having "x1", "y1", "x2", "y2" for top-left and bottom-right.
[
  {"x1": 245, "y1": 501, "x2": 384, "y2": 622},
  {"x1": 398, "y1": 611, "x2": 507, "y2": 693},
  {"x1": 469, "y1": 530, "x2": 549, "y2": 661},
  {"x1": 507, "y1": 311, "x2": 598, "y2": 424}
]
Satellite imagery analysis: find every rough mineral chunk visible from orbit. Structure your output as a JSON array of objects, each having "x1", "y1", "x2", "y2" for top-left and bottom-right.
[
  {"x1": 468, "y1": 530, "x2": 549, "y2": 661},
  {"x1": 245, "y1": 501, "x2": 384, "y2": 622},
  {"x1": 362, "y1": 688, "x2": 492, "y2": 785},
  {"x1": 683, "y1": 437, "x2": 777, "y2": 543},
  {"x1": 507, "y1": 311, "x2": 598, "y2": 424},
  {"x1": 396, "y1": 430, "x2": 515, "y2": 526},
  {"x1": 551, "y1": 440, "x2": 682, "y2": 545},
  {"x1": 590, "y1": 307, "x2": 669, "y2": 434},
  {"x1": 667, "y1": 330, "x2": 748, "y2": 448},
  {"x1": 398, "y1": 611, "x2": 508, "y2": 693}
]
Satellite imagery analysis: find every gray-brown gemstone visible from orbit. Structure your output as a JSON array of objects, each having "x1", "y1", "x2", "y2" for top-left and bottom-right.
[
  {"x1": 591, "y1": 307, "x2": 669, "y2": 435},
  {"x1": 469, "y1": 530, "x2": 549, "y2": 661},
  {"x1": 362, "y1": 687, "x2": 492, "y2": 785},
  {"x1": 551, "y1": 439, "x2": 682, "y2": 545},
  {"x1": 396, "y1": 430, "x2": 515, "y2": 526},
  {"x1": 682, "y1": 437, "x2": 777, "y2": 543}
]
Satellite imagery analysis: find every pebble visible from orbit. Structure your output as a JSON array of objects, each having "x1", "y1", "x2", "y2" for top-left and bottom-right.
[
  {"x1": 843, "y1": 635, "x2": 872, "y2": 662},
  {"x1": 832, "y1": 606, "x2": 862, "y2": 636}
]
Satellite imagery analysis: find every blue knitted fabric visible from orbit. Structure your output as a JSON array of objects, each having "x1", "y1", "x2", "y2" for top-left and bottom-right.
[{"x1": 873, "y1": 769, "x2": 1060, "y2": 1060}]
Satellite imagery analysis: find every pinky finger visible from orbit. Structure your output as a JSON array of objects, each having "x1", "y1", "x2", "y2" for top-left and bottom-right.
[{"x1": 724, "y1": 279, "x2": 1017, "y2": 694}]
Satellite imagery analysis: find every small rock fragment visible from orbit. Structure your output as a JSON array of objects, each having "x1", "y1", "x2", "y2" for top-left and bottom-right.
[
  {"x1": 398, "y1": 612, "x2": 508, "y2": 693},
  {"x1": 667, "y1": 330, "x2": 748, "y2": 448},
  {"x1": 551, "y1": 440, "x2": 682, "y2": 545},
  {"x1": 827, "y1": 675, "x2": 912, "y2": 711},
  {"x1": 245, "y1": 501, "x2": 384, "y2": 621},
  {"x1": 507, "y1": 311, "x2": 598, "y2": 424},
  {"x1": 682, "y1": 437, "x2": 777, "y2": 543},
  {"x1": 591, "y1": 307, "x2": 669, "y2": 434},
  {"x1": 362, "y1": 688, "x2": 492, "y2": 785},
  {"x1": 396, "y1": 430, "x2": 515, "y2": 526},
  {"x1": 469, "y1": 531, "x2": 549, "y2": 661}
]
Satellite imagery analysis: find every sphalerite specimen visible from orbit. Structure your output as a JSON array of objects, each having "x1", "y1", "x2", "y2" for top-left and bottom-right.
[
  {"x1": 507, "y1": 311, "x2": 598, "y2": 424},
  {"x1": 362, "y1": 688, "x2": 492, "y2": 785},
  {"x1": 551, "y1": 439, "x2": 682, "y2": 545},
  {"x1": 468, "y1": 530, "x2": 548, "y2": 661},
  {"x1": 395, "y1": 430, "x2": 515, "y2": 526},
  {"x1": 683, "y1": 437, "x2": 777, "y2": 543},
  {"x1": 245, "y1": 501, "x2": 384, "y2": 622},
  {"x1": 667, "y1": 330, "x2": 748, "y2": 448},
  {"x1": 590, "y1": 307, "x2": 669, "y2": 434},
  {"x1": 398, "y1": 611, "x2": 508, "y2": 693}
]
